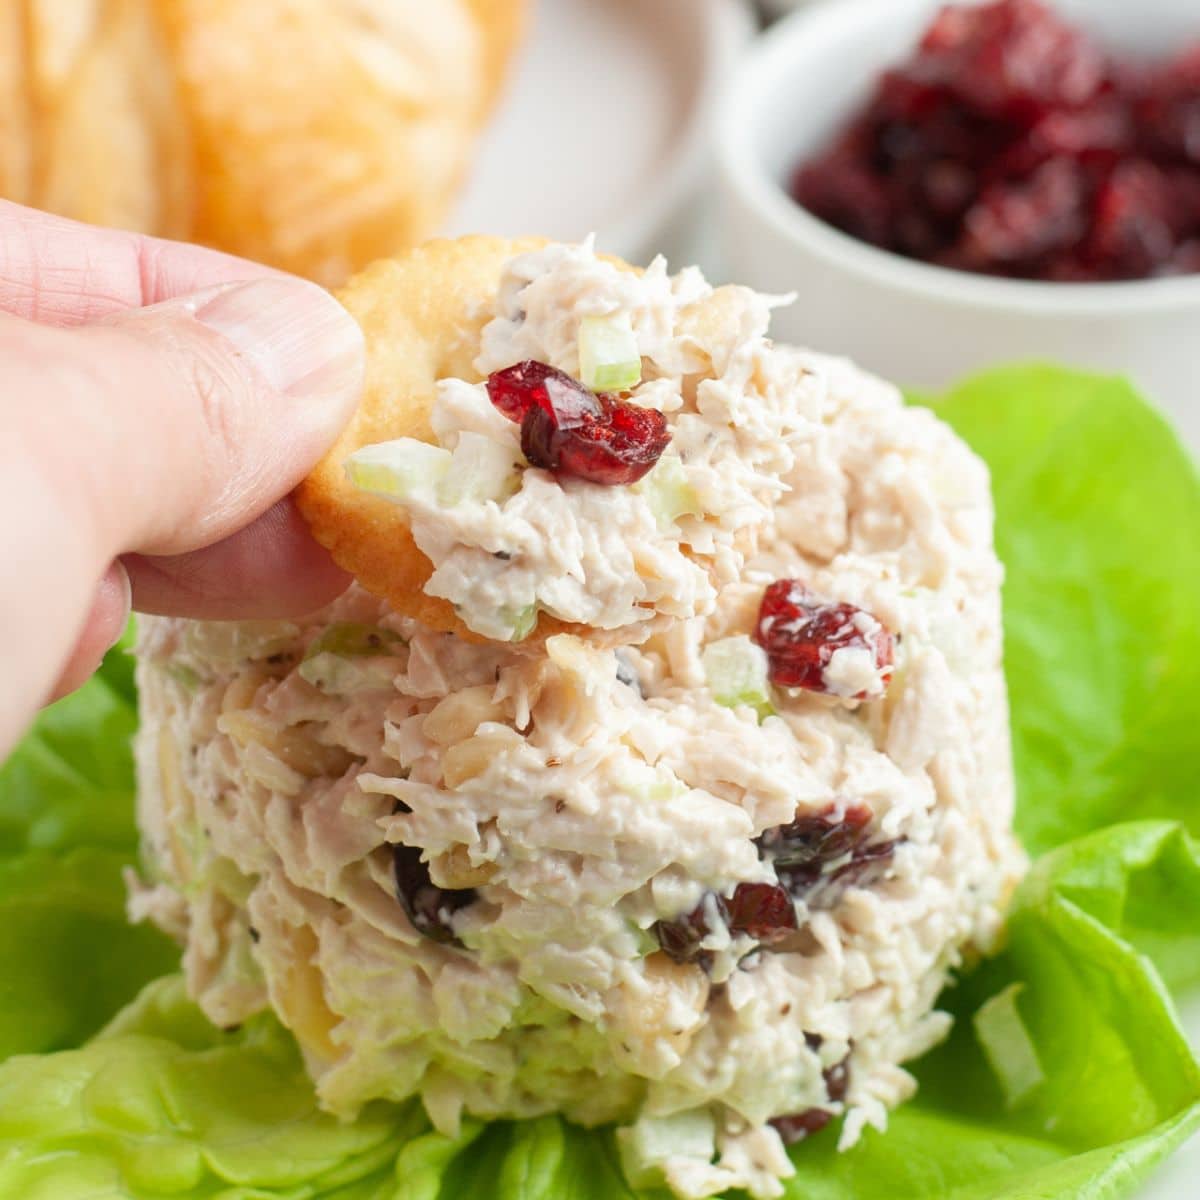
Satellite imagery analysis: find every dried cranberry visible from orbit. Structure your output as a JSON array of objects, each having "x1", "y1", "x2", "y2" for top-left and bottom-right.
[
  {"x1": 758, "y1": 804, "x2": 873, "y2": 872},
  {"x1": 789, "y1": 0, "x2": 1200, "y2": 281},
  {"x1": 824, "y1": 1055, "x2": 851, "y2": 1104},
  {"x1": 996, "y1": 98, "x2": 1133, "y2": 178},
  {"x1": 653, "y1": 882, "x2": 797, "y2": 963},
  {"x1": 770, "y1": 1109, "x2": 832, "y2": 1145},
  {"x1": 916, "y1": 0, "x2": 1107, "y2": 121},
  {"x1": 752, "y1": 581, "x2": 894, "y2": 697},
  {"x1": 879, "y1": 93, "x2": 1004, "y2": 172},
  {"x1": 759, "y1": 803, "x2": 900, "y2": 903},
  {"x1": 917, "y1": 160, "x2": 978, "y2": 221},
  {"x1": 1084, "y1": 160, "x2": 1191, "y2": 278},
  {"x1": 954, "y1": 158, "x2": 1091, "y2": 270},
  {"x1": 1135, "y1": 46, "x2": 1200, "y2": 165},
  {"x1": 872, "y1": 69, "x2": 951, "y2": 128},
  {"x1": 523, "y1": 395, "x2": 670, "y2": 485},
  {"x1": 1169, "y1": 239, "x2": 1200, "y2": 274},
  {"x1": 653, "y1": 898, "x2": 723, "y2": 965},
  {"x1": 655, "y1": 809, "x2": 900, "y2": 964},
  {"x1": 826, "y1": 838, "x2": 902, "y2": 892},
  {"x1": 726, "y1": 882, "x2": 798, "y2": 942},
  {"x1": 487, "y1": 361, "x2": 670, "y2": 486},
  {"x1": 393, "y1": 841, "x2": 477, "y2": 946},
  {"x1": 769, "y1": 1045, "x2": 851, "y2": 1145},
  {"x1": 486, "y1": 361, "x2": 595, "y2": 423},
  {"x1": 792, "y1": 130, "x2": 894, "y2": 247},
  {"x1": 779, "y1": 839, "x2": 901, "y2": 904}
]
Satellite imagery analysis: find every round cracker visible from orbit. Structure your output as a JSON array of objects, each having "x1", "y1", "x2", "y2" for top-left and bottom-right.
[
  {"x1": 297, "y1": 240, "x2": 753, "y2": 645},
  {"x1": 298, "y1": 235, "x2": 604, "y2": 643}
]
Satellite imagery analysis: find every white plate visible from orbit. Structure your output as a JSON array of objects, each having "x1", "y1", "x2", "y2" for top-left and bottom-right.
[{"x1": 443, "y1": 0, "x2": 752, "y2": 263}]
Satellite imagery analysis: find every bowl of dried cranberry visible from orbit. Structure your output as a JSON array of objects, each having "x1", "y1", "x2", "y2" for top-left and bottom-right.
[{"x1": 716, "y1": 0, "x2": 1200, "y2": 450}]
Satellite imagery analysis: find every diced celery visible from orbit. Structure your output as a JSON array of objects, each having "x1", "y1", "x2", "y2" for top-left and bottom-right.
[
  {"x1": 298, "y1": 623, "x2": 405, "y2": 693},
  {"x1": 438, "y1": 432, "x2": 523, "y2": 507},
  {"x1": 973, "y1": 982, "x2": 1045, "y2": 1109},
  {"x1": 635, "y1": 454, "x2": 703, "y2": 529},
  {"x1": 345, "y1": 438, "x2": 451, "y2": 504},
  {"x1": 164, "y1": 664, "x2": 201, "y2": 692},
  {"x1": 630, "y1": 923, "x2": 662, "y2": 958},
  {"x1": 579, "y1": 313, "x2": 642, "y2": 392},
  {"x1": 302, "y1": 623, "x2": 404, "y2": 661},
  {"x1": 702, "y1": 636, "x2": 775, "y2": 719},
  {"x1": 499, "y1": 605, "x2": 538, "y2": 643},
  {"x1": 618, "y1": 1110, "x2": 717, "y2": 1189},
  {"x1": 299, "y1": 653, "x2": 398, "y2": 694},
  {"x1": 623, "y1": 773, "x2": 688, "y2": 805}
]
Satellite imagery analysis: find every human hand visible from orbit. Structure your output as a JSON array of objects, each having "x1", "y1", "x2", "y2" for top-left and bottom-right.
[{"x1": 0, "y1": 202, "x2": 364, "y2": 756}]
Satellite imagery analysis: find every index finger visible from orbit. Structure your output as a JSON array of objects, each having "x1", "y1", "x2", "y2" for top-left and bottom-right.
[{"x1": 0, "y1": 200, "x2": 285, "y2": 326}]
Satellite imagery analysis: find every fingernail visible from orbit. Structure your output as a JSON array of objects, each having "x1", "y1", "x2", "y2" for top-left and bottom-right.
[
  {"x1": 192, "y1": 278, "x2": 364, "y2": 403},
  {"x1": 99, "y1": 560, "x2": 133, "y2": 650}
]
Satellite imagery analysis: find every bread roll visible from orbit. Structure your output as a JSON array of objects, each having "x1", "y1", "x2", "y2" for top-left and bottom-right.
[{"x1": 0, "y1": 0, "x2": 526, "y2": 283}]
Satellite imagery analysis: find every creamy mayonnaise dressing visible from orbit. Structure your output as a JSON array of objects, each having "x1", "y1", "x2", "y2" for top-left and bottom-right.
[{"x1": 365, "y1": 240, "x2": 815, "y2": 641}]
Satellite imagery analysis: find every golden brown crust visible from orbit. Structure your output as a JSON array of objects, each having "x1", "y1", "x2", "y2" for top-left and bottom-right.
[
  {"x1": 296, "y1": 236, "x2": 568, "y2": 642},
  {"x1": 29, "y1": 0, "x2": 192, "y2": 239},
  {"x1": 2, "y1": 0, "x2": 526, "y2": 284},
  {"x1": 0, "y1": 0, "x2": 32, "y2": 202},
  {"x1": 157, "y1": 0, "x2": 526, "y2": 284}
]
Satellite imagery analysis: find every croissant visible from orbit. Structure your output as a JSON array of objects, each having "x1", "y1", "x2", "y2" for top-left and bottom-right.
[{"x1": 0, "y1": 0, "x2": 526, "y2": 284}]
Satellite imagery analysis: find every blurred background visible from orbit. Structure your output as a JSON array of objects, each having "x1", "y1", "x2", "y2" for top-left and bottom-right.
[
  {"x1": 5, "y1": 0, "x2": 1197, "y2": 446},
  {"x1": 444, "y1": 0, "x2": 752, "y2": 268},
  {"x1": 446, "y1": 0, "x2": 1200, "y2": 449}
]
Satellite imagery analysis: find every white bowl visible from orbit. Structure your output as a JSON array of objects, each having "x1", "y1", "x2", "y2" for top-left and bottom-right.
[
  {"x1": 445, "y1": 0, "x2": 753, "y2": 264},
  {"x1": 715, "y1": 0, "x2": 1200, "y2": 451}
]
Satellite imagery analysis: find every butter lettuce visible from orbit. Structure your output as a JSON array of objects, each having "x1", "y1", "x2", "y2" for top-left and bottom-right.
[
  {"x1": 0, "y1": 631, "x2": 140, "y2": 856},
  {"x1": 0, "y1": 637, "x2": 176, "y2": 1058},
  {"x1": 0, "y1": 366, "x2": 1196, "y2": 1199},
  {"x1": 0, "y1": 848, "x2": 176, "y2": 1060},
  {"x1": 928, "y1": 366, "x2": 1200, "y2": 856},
  {"x1": 0, "y1": 977, "x2": 415, "y2": 1199},
  {"x1": 781, "y1": 822, "x2": 1200, "y2": 1200}
]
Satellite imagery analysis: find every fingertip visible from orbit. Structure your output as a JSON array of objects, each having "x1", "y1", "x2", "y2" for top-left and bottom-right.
[{"x1": 46, "y1": 560, "x2": 132, "y2": 704}]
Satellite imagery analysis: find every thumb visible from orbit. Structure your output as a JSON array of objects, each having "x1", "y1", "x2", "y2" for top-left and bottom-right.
[
  {"x1": 0, "y1": 275, "x2": 363, "y2": 754},
  {"x1": 34, "y1": 276, "x2": 364, "y2": 558}
]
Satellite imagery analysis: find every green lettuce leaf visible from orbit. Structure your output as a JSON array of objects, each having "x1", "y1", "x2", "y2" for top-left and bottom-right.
[
  {"x1": 927, "y1": 366, "x2": 1200, "y2": 856},
  {"x1": 0, "y1": 634, "x2": 177, "y2": 1057},
  {"x1": 0, "y1": 631, "x2": 139, "y2": 856},
  {"x1": 0, "y1": 977, "x2": 416, "y2": 1199},
  {"x1": 0, "y1": 367, "x2": 1196, "y2": 1199},
  {"x1": 0, "y1": 848, "x2": 178, "y2": 1059},
  {"x1": 780, "y1": 821, "x2": 1200, "y2": 1199}
]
